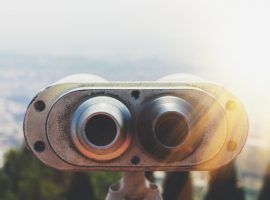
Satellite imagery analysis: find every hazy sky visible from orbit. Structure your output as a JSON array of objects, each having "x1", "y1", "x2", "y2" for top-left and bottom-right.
[
  {"x1": 0, "y1": 0, "x2": 269, "y2": 67},
  {"x1": 1, "y1": 2, "x2": 270, "y2": 89},
  {"x1": 0, "y1": 0, "x2": 270, "y2": 129}
]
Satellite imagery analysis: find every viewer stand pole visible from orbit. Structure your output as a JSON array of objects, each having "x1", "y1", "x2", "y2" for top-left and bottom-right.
[{"x1": 106, "y1": 172, "x2": 162, "y2": 200}]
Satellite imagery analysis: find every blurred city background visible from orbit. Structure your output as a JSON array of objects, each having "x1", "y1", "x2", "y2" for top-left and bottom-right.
[{"x1": 0, "y1": 0, "x2": 270, "y2": 199}]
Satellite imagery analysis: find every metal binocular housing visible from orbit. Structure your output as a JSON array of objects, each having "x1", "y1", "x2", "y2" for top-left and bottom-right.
[{"x1": 24, "y1": 74, "x2": 248, "y2": 171}]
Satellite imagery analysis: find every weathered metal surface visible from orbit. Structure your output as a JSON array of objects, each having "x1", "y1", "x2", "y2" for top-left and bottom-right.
[{"x1": 23, "y1": 74, "x2": 248, "y2": 171}]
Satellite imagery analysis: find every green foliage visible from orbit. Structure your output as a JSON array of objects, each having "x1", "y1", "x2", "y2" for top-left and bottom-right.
[
  {"x1": 258, "y1": 163, "x2": 270, "y2": 200},
  {"x1": 162, "y1": 172, "x2": 192, "y2": 200},
  {"x1": 205, "y1": 161, "x2": 245, "y2": 200},
  {"x1": 0, "y1": 146, "x2": 121, "y2": 200},
  {"x1": 90, "y1": 172, "x2": 122, "y2": 200}
]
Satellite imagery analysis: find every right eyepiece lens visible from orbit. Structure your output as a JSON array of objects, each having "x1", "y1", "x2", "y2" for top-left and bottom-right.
[
  {"x1": 138, "y1": 96, "x2": 195, "y2": 161},
  {"x1": 154, "y1": 112, "x2": 189, "y2": 148}
]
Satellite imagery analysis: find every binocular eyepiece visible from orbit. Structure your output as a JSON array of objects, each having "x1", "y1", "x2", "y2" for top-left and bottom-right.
[
  {"x1": 71, "y1": 96, "x2": 132, "y2": 161},
  {"x1": 24, "y1": 74, "x2": 248, "y2": 171}
]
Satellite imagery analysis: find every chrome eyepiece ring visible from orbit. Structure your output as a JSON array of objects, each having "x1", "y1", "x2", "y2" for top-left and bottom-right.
[
  {"x1": 71, "y1": 96, "x2": 132, "y2": 161},
  {"x1": 138, "y1": 96, "x2": 198, "y2": 161}
]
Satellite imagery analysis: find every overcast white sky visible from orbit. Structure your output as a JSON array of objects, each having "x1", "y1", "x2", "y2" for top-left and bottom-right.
[{"x1": 0, "y1": 0, "x2": 268, "y2": 67}]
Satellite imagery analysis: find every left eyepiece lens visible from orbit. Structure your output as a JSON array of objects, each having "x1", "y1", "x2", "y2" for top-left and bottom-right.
[
  {"x1": 84, "y1": 114, "x2": 118, "y2": 147},
  {"x1": 71, "y1": 96, "x2": 132, "y2": 161}
]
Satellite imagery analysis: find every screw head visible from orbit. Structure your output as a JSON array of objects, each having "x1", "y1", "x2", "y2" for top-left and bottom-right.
[
  {"x1": 131, "y1": 156, "x2": 141, "y2": 165},
  {"x1": 34, "y1": 141, "x2": 45, "y2": 152},
  {"x1": 34, "y1": 101, "x2": 46, "y2": 112}
]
